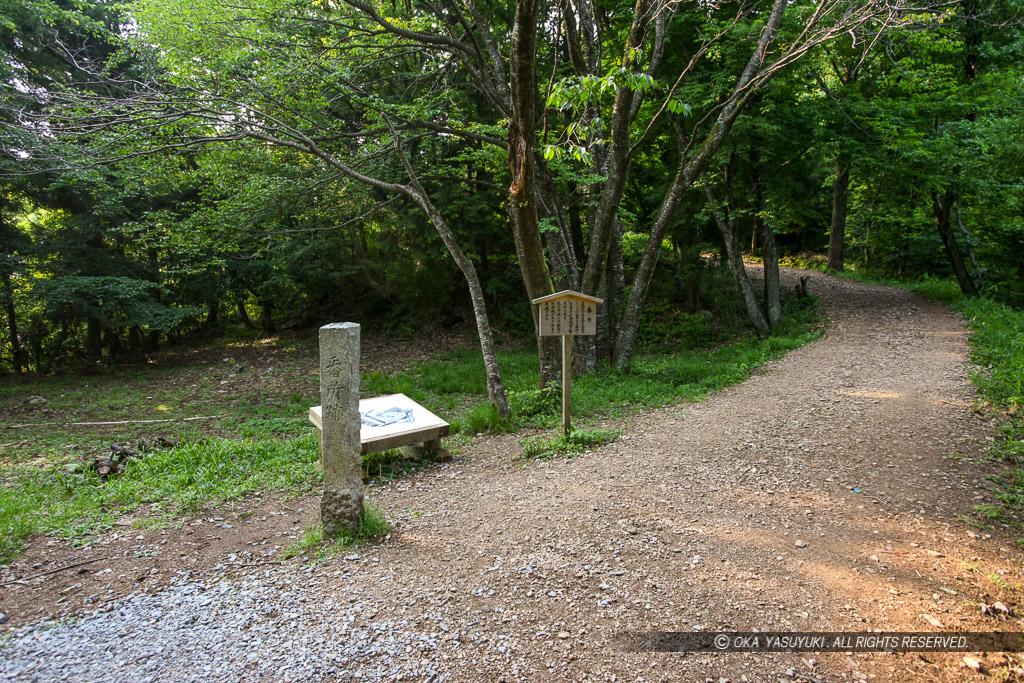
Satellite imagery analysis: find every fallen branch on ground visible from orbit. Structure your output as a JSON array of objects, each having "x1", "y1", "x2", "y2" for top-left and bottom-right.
[
  {"x1": 4, "y1": 416, "x2": 220, "y2": 429},
  {"x1": 0, "y1": 557, "x2": 106, "y2": 587}
]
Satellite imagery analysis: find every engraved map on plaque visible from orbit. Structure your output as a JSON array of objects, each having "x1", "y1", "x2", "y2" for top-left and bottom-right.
[
  {"x1": 360, "y1": 406, "x2": 415, "y2": 429},
  {"x1": 357, "y1": 394, "x2": 448, "y2": 443}
]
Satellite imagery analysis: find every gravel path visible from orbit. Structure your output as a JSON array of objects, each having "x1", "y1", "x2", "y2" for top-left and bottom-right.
[{"x1": 2, "y1": 270, "x2": 1021, "y2": 682}]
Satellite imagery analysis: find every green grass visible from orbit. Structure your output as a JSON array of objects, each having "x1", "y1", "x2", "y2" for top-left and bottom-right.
[
  {"x1": 0, "y1": 432, "x2": 321, "y2": 563},
  {"x1": 962, "y1": 297, "x2": 1024, "y2": 519},
  {"x1": 961, "y1": 297, "x2": 1024, "y2": 410},
  {"x1": 281, "y1": 521, "x2": 325, "y2": 560},
  {"x1": 0, "y1": 336, "x2": 322, "y2": 465},
  {"x1": 333, "y1": 500, "x2": 391, "y2": 546},
  {"x1": 519, "y1": 428, "x2": 621, "y2": 460}
]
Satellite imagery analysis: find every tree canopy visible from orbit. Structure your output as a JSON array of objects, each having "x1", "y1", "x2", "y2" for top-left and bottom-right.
[{"x1": 1, "y1": 0, "x2": 1021, "y2": 415}]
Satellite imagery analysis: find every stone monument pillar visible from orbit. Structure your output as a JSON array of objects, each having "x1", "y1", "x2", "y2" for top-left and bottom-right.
[{"x1": 319, "y1": 323, "x2": 364, "y2": 537}]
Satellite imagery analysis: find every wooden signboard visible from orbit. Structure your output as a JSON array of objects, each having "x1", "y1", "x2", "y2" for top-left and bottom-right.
[
  {"x1": 531, "y1": 290, "x2": 603, "y2": 435},
  {"x1": 534, "y1": 291, "x2": 601, "y2": 336}
]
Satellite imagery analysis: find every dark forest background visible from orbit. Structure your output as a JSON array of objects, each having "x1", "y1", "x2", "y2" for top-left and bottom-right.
[{"x1": 1, "y1": 0, "x2": 1020, "y2": 401}]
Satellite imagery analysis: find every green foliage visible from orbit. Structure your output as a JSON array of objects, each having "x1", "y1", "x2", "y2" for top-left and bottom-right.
[
  {"x1": 508, "y1": 384, "x2": 561, "y2": 418},
  {"x1": 960, "y1": 296, "x2": 1024, "y2": 530},
  {"x1": 450, "y1": 403, "x2": 514, "y2": 435},
  {"x1": 519, "y1": 428, "x2": 620, "y2": 460},
  {"x1": 962, "y1": 298, "x2": 1024, "y2": 410},
  {"x1": 239, "y1": 417, "x2": 308, "y2": 439},
  {"x1": 39, "y1": 276, "x2": 198, "y2": 332},
  {"x1": 906, "y1": 276, "x2": 966, "y2": 306},
  {"x1": 637, "y1": 303, "x2": 717, "y2": 350},
  {"x1": 281, "y1": 521, "x2": 324, "y2": 560}
]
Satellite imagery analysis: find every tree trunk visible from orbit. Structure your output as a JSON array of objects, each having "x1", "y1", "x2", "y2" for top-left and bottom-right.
[
  {"x1": 260, "y1": 300, "x2": 276, "y2": 335},
  {"x1": 703, "y1": 177, "x2": 770, "y2": 335},
  {"x1": 86, "y1": 317, "x2": 102, "y2": 363},
  {"x1": 612, "y1": 0, "x2": 789, "y2": 370},
  {"x1": 237, "y1": 299, "x2": 255, "y2": 329},
  {"x1": 508, "y1": 0, "x2": 558, "y2": 387},
  {"x1": 682, "y1": 266, "x2": 701, "y2": 314},
  {"x1": 828, "y1": 159, "x2": 850, "y2": 272},
  {"x1": 1, "y1": 270, "x2": 23, "y2": 373},
  {"x1": 545, "y1": 230, "x2": 575, "y2": 291},
  {"x1": 205, "y1": 300, "x2": 220, "y2": 331},
  {"x1": 605, "y1": 217, "x2": 625, "y2": 357},
  {"x1": 579, "y1": 0, "x2": 653, "y2": 297},
  {"x1": 537, "y1": 162, "x2": 580, "y2": 291},
  {"x1": 761, "y1": 221, "x2": 781, "y2": 328},
  {"x1": 954, "y1": 204, "x2": 984, "y2": 290},
  {"x1": 129, "y1": 325, "x2": 143, "y2": 353},
  {"x1": 42, "y1": 320, "x2": 68, "y2": 374},
  {"x1": 750, "y1": 150, "x2": 779, "y2": 326},
  {"x1": 410, "y1": 194, "x2": 512, "y2": 418},
  {"x1": 612, "y1": 167, "x2": 688, "y2": 371},
  {"x1": 105, "y1": 326, "x2": 122, "y2": 359},
  {"x1": 568, "y1": 184, "x2": 585, "y2": 269},
  {"x1": 932, "y1": 191, "x2": 979, "y2": 297}
]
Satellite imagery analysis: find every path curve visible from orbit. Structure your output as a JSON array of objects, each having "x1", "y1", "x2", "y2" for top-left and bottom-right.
[{"x1": 2, "y1": 271, "x2": 1019, "y2": 682}]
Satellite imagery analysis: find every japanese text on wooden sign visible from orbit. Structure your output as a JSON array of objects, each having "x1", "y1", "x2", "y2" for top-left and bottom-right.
[{"x1": 538, "y1": 297, "x2": 597, "y2": 336}]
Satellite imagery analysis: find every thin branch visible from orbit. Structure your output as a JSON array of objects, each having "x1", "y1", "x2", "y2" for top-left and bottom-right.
[
  {"x1": 244, "y1": 196, "x2": 402, "y2": 236},
  {"x1": 4, "y1": 416, "x2": 220, "y2": 429},
  {"x1": 0, "y1": 558, "x2": 106, "y2": 587}
]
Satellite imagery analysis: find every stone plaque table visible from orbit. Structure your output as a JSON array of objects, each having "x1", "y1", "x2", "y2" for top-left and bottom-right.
[{"x1": 309, "y1": 393, "x2": 450, "y2": 458}]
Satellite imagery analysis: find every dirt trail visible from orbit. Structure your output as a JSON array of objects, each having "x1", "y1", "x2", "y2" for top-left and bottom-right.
[
  {"x1": 353, "y1": 270, "x2": 1022, "y2": 681},
  {"x1": 3, "y1": 270, "x2": 1022, "y2": 682}
]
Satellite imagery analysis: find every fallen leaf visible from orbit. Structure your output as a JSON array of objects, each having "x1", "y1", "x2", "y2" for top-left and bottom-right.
[{"x1": 962, "y1": 656, "x2": 982, "y2": 671}]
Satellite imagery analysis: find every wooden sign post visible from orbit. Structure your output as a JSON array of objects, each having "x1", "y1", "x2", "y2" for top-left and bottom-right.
[{"x1": 531, "y1": 290, "x2": 604, "y2": 436}]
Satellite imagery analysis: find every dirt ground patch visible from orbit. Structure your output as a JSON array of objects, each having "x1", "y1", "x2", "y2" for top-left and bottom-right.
[
  {"x1": 0, "y1": 321, "x2": 497, "y2": 465},
  {"x1": 3, "y1": 270, "x2": 1023, "y2": 682}
]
